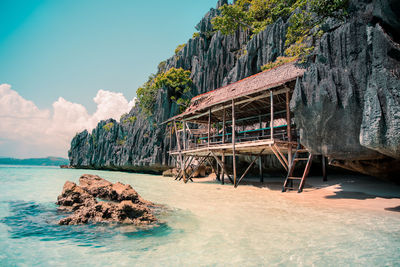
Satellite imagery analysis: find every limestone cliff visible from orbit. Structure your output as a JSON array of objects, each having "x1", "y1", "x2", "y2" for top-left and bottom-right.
[
  {"x1": 69, "y1": 0, "x2": 400, "y2": 179},
  {"x1": 291, "y1": 0, "x2": 400, "y2": 179}
]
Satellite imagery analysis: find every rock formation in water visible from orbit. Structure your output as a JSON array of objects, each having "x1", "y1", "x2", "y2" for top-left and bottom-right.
[
  {"x1": 68, "y1": 0, "x2": 400, "y2": 180},
  {"x1": 57, "y1": 174, "x2": 157, "y2": 225}
]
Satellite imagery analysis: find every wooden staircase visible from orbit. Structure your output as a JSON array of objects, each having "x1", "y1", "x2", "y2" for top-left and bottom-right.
[{"x1": 282, "y1": 145, "x2": 313, "y2": 193}]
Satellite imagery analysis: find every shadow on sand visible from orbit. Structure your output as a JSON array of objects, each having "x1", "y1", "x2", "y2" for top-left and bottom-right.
[{"x1": 196, "y1": 174, "x2": 400, "y2": 212}]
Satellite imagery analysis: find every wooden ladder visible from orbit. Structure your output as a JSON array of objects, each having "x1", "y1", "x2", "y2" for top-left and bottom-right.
[{"x1": 282, "y1": 146, "x2": 313, "y2": 193}]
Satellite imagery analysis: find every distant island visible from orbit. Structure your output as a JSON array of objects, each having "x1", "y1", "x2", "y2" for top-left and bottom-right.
[{"x1": 0, "y1": 156, "x2": 69, "y2": 166}]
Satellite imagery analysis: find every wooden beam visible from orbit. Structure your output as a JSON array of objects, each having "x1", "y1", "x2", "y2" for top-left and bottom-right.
[
  {"x1": 286, "y1": 91, "x2": 292, "y2": 169},
  {"x1": 270, "y1": 144, "x2": 288, "y2": 171},
  {"x1": 183, "y1": 121, "x2": 187, "y2": 151},
  {"x1": 210, "y1": 151, "x2": 234, "y2": 184},
  {"x1": 232, "y1": 99, "x2": 237, "y2": 187},
  {"x1": 175, "y1": 155, "x2": 192, "y2": 180},
  {"x1": 235, "y1": 149, "x2": 265, "y2": 187},
  {"x1": 273, "y1": 143, "x2": 288, "y2": 168},
  {"x1": 178, "y1": 156, "x2": 195, "y2": 182},
  {"x1": 169, "y1": 126, "x2": 173, "y2": 166},
  {"x1": 208, "y1": 109, "x2": 211, "y2": 148},
  {"x1": 259, "y1": 156, "x2": 264, "y2": 183},
  {"x1": 270, "y1": 92, "x2": 274, "y2": 140},
  {"x1": 186, "y1": 155, "x2": 209, "y2": 181},
  {"x1": 221, "y1": 152, "x2": 225, "y2": 185},
  {"x1": 222, "y1": 107, "x2": 226, "y2": 143}
]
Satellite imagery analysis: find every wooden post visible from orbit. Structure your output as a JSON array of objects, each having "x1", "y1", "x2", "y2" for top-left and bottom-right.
[
  {"x1": 259, "y1": 115, "x2": 262, "y2": 138},
  {"x1": 270, "y1": 91, "x2": 274, "y2": 140},
  {"x1": 232, "y1": 99, "x2": 237, "y2": 187},
  {"x1": 174, "y1": 120, "x2": 186, "y2": 183},
  {"x1": 183, "y1": 121, "x2": 187, "y2": 151},
  {"x1": 222, "y1": 107, "x2": 226, "y2": 143},
  {"x1": 216, "y1": 160, "x2": 220, "y2": 181},
  {"x1": 259, "y1": 157, "x2": 263, "y2": 183},
  {"x1": 221, "y1": 152, "x2": 225, "y2": 185},
  {"x1": 322, "y1": 155, "x2": 327, "y2": 182},
  {"x1": 286, "y1": 91, "x2": 292, "y2": 169},
  {"x1": 208, "y1": 108, "x2": 211, "y2": 148},
  {"x1": 169, "y1": 126, "x2": 172, "y2": 166}
]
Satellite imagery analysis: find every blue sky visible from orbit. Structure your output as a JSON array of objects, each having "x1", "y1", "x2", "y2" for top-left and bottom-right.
[
  {"x1": 0, "y1": 0, "x2": 220, "y2": 158},
  {"x1": 0, "y1": 0, "x2": 218, "y2": 112}
]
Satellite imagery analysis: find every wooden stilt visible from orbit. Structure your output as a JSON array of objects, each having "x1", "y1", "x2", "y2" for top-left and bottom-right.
[
  {"x1": 216, "y1": 161, "x2": 220, "y2": 181},
  {"x1": 232, "y1": 100, "x2": 237, "y2": 187},
  {"x1": 210, "y1": 151, "x2": 234, "y2": 184},
  {"x1": 270, "y1": 92, "x2": 274, "y2": 140},
  {"x1": 222, "y1": 107, "x2": 226, "y2": 144},
  {"x1": 221, "y1": 152, "x2": 225, "y2": 185},
  {"x1": 176, "y1": 156, "x2": 192, "y2": 181},
  {"x1": 169, "y1": 126, "x2": 172, "y2": 166},
  {"x1": 178, "y1": 156, "x2": 195, "y2": 181},
  {"x1": 286, "y1": 91, "x2": 292, "y2": 169},
  {"x1": 258, "y1": 114, "x2": 264, "y2": 183},
  {"x1": 322, "y1": 155, "x2": 327, "y2": 182},
  {"x1": 259, "y1": 156, "x2": 264, "y2": 183},
  {"x1": 235, "y1": 149, "x2": 265, "y2": 187},
  {"x1": 174, "y1": 120, "x2": 186, "y2": 183},
  {"x1": 183, "y1": 121, "x2": 187, "y2": 151},
  {"x1": 208, "y1": 109, "x2": 211, "y2": 148}
]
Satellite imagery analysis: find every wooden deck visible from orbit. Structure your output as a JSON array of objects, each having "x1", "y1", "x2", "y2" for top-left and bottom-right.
[{"x1": 169, "y1": 139, "x2": 299, "y2": 157}]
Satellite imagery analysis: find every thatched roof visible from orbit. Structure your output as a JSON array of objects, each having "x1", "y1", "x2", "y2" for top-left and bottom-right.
[{"x1": 164, "y1": 61, "x2": 305, "y2": 124}]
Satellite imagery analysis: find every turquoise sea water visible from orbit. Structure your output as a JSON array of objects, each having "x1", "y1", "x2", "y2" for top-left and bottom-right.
[{"x1": 1, "y1": 165, "x2": 400, "y2": 266}]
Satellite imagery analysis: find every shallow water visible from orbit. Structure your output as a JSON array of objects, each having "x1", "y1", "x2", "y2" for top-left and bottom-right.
[{"x1": 0, "y1": 165, "x2": 399, "y2": 266}]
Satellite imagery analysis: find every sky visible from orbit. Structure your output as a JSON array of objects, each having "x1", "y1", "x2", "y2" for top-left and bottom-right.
[{"x1": 0, "y1": 0, "x2": 219, "y2": 158}]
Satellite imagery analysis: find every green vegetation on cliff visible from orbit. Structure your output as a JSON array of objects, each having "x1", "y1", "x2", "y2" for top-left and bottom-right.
[
  {"x1": 137, "y1": 68, "x2": 192, "y2": 115},
  {"x1": 121, "y1": 114, "x2": 137, "y2": 124},
  {"x1": 212, "y1": 0, "x2": 348, "y2": 59},
  {"x1": 261, "y1": 56, "x2": 297, "y2": 71},
  {"x1": 175, "y1": 44, "x2": 186, "y2": 54},
  {"x1": 154, "y1": 67, "x2": 192, "y2": 112},
  {"x1": 102, "y1": 122, "x2": 114, "y2": 132}
]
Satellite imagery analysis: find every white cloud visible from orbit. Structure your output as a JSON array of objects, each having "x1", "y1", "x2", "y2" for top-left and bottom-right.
[
  {"x1": 92, "y1": 90, "x2": 136, "y2": 123},
  {"x1": 0, "y1": 84, "x2": 136, "y2": 158}
]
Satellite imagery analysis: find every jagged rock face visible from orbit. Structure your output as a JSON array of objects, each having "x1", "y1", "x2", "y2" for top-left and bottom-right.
[
  {"x1": 69, "y1": 1, "x2": 288, "y2": 173},
  {"x1": 69, "y1": 0, "x2": 400, "y2": 179},
  {"x1": 291, "y1": 0, "x2": 400, "y2": 178},
  {"x1": 57, "y1": 174, "x2": 157, "y2": 225}
]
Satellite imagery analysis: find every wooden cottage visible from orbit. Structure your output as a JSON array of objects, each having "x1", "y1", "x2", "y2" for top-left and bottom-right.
[{"x1": 163, "y1": 61, "x2": 324, "y2": 192}]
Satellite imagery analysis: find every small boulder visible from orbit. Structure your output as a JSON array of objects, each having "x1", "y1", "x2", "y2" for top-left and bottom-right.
[{"x1": 56, "y1": 175, "x2": 157, "y2": 226}]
